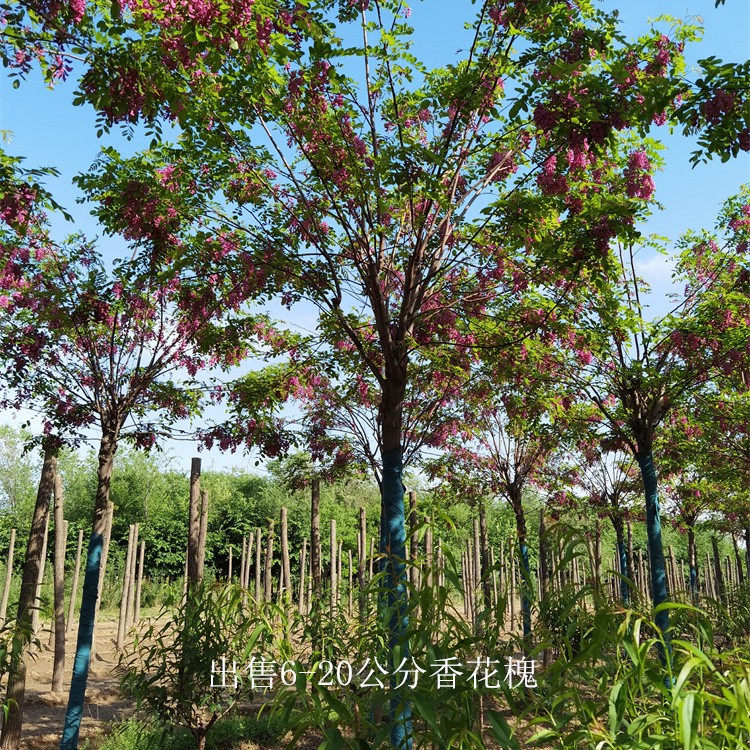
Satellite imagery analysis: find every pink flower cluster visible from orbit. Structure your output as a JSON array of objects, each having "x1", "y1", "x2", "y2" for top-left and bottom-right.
[{"x1": 623, "y1": 150, "x2": 654, "y2": 201}]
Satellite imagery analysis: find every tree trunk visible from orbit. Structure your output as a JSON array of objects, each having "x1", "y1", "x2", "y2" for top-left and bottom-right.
[
  {"x1": 612, "y1": 516, "x2": 629, "y2": 606},
  {"x1": 379, "y1": 369, "x2": 411, "y2": 750},
  {"x1": 636, "y1": 451, "x2": 670, "y2": 669},
  {"x1": 52, "y1": 472, "x2": 67, "y2": 693},
  {"x1": 60, "y1": 429, "x2": 119, "y2": 750},
  {"x1": 0, "y1": 529, "x2": 16, "y2": 626},
  {"x1": 510, "y1": 487, "x2": 531, "y2": 648},
  {"x1": 90, "y1": 499, "x2": 113, "y2": 662},
  {"x1": 0, "y1": 444, "x2": 56, "y2": 750},
  {"x1": 66, "y1": 529, "x2": 84, "y2": 635}
]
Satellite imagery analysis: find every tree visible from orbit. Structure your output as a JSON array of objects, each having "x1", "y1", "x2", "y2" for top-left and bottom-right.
[
  {"x1": 0, "y1": 224, "x2": 242, "y2": 748},
  {"x1": 75, "y1": 3, "x2": 703, "y2": 743}
]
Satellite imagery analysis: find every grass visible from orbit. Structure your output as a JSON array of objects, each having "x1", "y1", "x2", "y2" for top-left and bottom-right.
[{"x1": 99, "y1": 713, "x2": 287, "y2": 750}]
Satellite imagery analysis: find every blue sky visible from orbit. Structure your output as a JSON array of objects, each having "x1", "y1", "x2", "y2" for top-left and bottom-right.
[{"x1": 0, "y1": 0, "x2": 748, "y2": 473}]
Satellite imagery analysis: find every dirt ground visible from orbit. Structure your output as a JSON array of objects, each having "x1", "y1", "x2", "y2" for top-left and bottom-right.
[{"x1": 18, "y1": 619, "x2": 133, "y2": 750}]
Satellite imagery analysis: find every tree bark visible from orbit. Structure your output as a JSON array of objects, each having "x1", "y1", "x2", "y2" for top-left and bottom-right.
[
  {"x1": 52, "y1": 472, "x2": 67, "y2": 693},
  {"x1": 1, "y1": 442, "x2": 56, "y2": 750},
  {"x1": 60, "y1": 428, "x2": 119, "y2": 750},
  {"x1": 612, "y1": 516, "x2": 629, "y2": 605},
  {"x1": 636, "y1": 451, "x2": 671, "y2": 669}
]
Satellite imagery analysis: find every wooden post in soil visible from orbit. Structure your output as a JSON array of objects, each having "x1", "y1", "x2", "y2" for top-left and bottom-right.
[
  {"x1": 509, "y1": 542, "x2": 516, "y2": 632},
  {"x1": 408, "y1": 491, "x2": 417, "y2": 590},
  {"x1": 330, "y1": 519, "x2": 337, "y2": 615},
  {"x1": 490, "y1": 549, "x2": 498, "y2": 610},
  {"x1": 116, "y1": 525, "x2": 135, "y2": 651},
  {"x1": 306, "y1": 553, "x2": 312, "y2": 616},
  {"x1": 348, "y1": 550, "x2": 353, "y2": 618},
  {"x1": 51, "y1": 472, "x2": 67, "y2": 692},
  {"x1": 254, "y1": 528, "x2": 262, "y2": 602},
  {"x1": 239, "y1": 538, "x2": 247, "y2": 587},
  {"x1": 473, "y1": 520, "x2": 482, "y2": 630},
  {"x1": 66, "y1": 529, "x2": 84, "y2": 635},
  {"x1": 264, "y1": 521, "x2": 274, "y2": 603},
  {"x1": 0, "y1": 529, "x2": 16, "y2": 626},
  {"x1": 712, "y1": 537, "x2": 726, "y2": 605},
  {"x1": 358, "y1": 507, "x2": 366, "y2": 621},
  {"x1": 437, "y1": 538, "x2": 444, "y2": 591},
  {"x1": 197, "y1": 490, "x2": 209, "y2": 581},
  {"x1": 425, "y1": 521, "x2": 433, "y2": 592},
  {"x1": 243, "y1": 534, "x2": 253, "y2": 609},
  {"x1": 369, "y1": 538, "x2": 375, "y2": 582},
  {"x1": 134, "y1": 541, "x2": 145, "y2": 625},
  {"x1": 298, "y1": 538, "x2": 307, "y2": 615},
  {"x1": 280, "y1": 507, "x2": 291, "y2": 604},
  {"x1": 337, "y1": 540, "x2": 343, "y2": 608},
  {"x1": 310, "y1": 478, "x2": 322, "y2": 605},
  {"x1": 186, "y1": 458, "x2": 202, "y2": 584},
  {"x1": 126, "y1": 524, "x2": 139, "y2": 630},
  {"x1": 30, "y1": 512, "x2": 49, "y2": 637},
  {"x1": 228, "y1": 546, "x2": 233, "y2": 582}
]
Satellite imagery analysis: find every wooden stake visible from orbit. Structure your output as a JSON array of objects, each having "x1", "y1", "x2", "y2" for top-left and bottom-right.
[
  {"x1": 0, "y1": 528, "x2": 16, "y2": 626},
  {"x1": 330, "y1": 519, "x2": 337, "y2": 614},
  {"x1": 254, "y1": 528, "x2": 262, "y2": 602},
  {"x1": 116, "y1": 525, "x2": 135, "y2": 650},
  {"x1": 186, "y1": 457, "x2": 202, "y2": 583},
  {"x1": 31, "y1": 511, "x2": 49, "y2": 636},
  {"x1": 134, "y1": 540, "x2": 145, "y2": 625},
  {"x1": 51, "y1": 472, "x2": 67, "y2": 692},
  {"x1": 66, "y1": 528, "x2": 83, "y2": 634},
  {"x1": 197, "y1": 489, "x2": 209, "y2": 580},
  {"x1": 264, "y1": 521, "x2": 274, "y2": 602},
  {"x1": 298, "y1": 538, "x2": 307, "y2": 614},
  {"x1": 280, "y1": 507, "x2": 291, "y2": 601}
]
